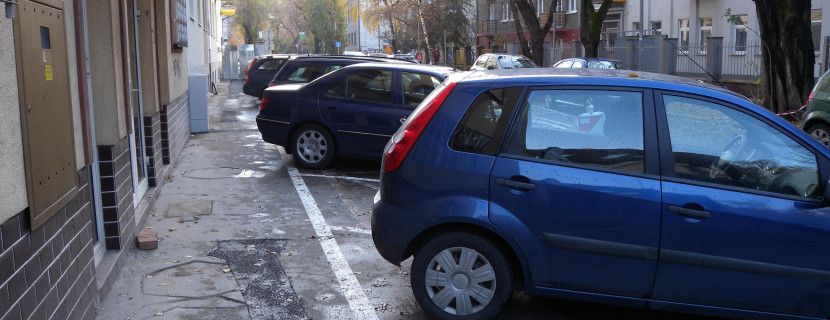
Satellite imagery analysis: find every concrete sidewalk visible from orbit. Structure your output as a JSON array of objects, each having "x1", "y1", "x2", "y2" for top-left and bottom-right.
[{"x1": 95, "y1": 81, "x2": 324, "y2": 320}]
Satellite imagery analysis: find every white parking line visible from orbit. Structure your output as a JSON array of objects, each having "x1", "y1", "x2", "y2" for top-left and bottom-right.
[
  {"x1": 330, "y1": 225, "x2": 373, "y2": 235},
  {"x1": 278, "y1": 147, "x2": 379, "y2": 320}
]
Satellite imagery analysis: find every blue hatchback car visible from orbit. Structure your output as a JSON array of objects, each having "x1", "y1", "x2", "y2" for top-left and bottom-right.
[
  {"x1": 256, "y1": 63, "x2": 456, "y2": 168},
  {"x1": 372, "y1": 68, "x2": 830, "y2": 319}
]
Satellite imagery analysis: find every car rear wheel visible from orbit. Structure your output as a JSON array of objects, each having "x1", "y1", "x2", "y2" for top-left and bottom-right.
[
  {"x1": 807, "y1": 123, "x2": 830, "y2": 147},
  {"x1": 411, "y1": 232, "x2": 513, "y2": 320},
  {"x1": 292, "y1": 124, "x2": 335, "y2": 169}
]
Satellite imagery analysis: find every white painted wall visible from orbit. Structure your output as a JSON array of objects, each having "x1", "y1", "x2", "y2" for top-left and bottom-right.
[{"x1": 0, "y1": 16, "x2": 29, "y2": 222}]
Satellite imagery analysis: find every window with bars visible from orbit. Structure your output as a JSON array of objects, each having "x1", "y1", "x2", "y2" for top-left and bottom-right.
[
  {"x1": 732, "y1": 15, "x2": 748, "y2": 54},
  {"x1": 679, "y1": 18, "x2": 689, "y2": 53},
  {"x1": 174, "y1": 0, "x2": 188, "y2": 49}
]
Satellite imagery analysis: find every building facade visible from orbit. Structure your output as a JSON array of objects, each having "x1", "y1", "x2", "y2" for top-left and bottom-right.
[{"x1": 0, "y1": 0, "x2": 214, "y2": 318}]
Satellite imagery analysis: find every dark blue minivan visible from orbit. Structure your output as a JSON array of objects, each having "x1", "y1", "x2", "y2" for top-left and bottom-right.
[{"x1": 372, "y1": 68, "x2": 830, "y2": 320}]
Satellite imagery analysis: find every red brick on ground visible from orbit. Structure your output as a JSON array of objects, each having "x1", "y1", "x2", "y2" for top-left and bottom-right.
[{"x1": 136, "y1": 229, "x2": 159, "y2": 250}]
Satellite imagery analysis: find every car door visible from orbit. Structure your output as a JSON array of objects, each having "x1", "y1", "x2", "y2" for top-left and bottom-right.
[
  {"x1": 318, "y1": 67, "x2": 400, "y2": 157},
  {"x1": 651, "y1": 93, "x2": 830, "y2": 318},
  {"x1": 489, "y1": 87, "x2": 662, "y2": 298},
  {"x1": 399, "y1": 71, "x2": 443, "y2": 121}
]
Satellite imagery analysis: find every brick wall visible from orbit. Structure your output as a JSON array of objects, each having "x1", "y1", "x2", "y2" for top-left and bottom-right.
[
  {"x1": 97, "y1": 136, "x2": 135, "y2": 251},
  {"x1": 0, "y1": 165, "x2": 97, "y2": 320},
  {"x1": 143, "y1": 112, "x2": 163, "y2": 187},
  {"x1": 161, "y1": 91, "x2": 190, "y2": 165}
]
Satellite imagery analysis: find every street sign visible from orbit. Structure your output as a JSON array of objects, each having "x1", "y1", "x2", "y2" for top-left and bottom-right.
[
  {"x1": 384, "y1": 45, "x2": 391, "y2": 54},
  {"x1": 335, "y1": 42, "x2": 341, "y2": 48},
  {"x1": 299, "y1": 32, "x2": 305, "y2": 41},
  {"x1": 220, "y1": 9, "x2": 235, "y2": 15}
]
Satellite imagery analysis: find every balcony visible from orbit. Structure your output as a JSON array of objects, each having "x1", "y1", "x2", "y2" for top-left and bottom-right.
[
  {"x1": 539, "y1": 12, "x2": 566, "y2": 29},
  {"x1": 477, "y1": 20, "x2": 496, "y2": 34}
]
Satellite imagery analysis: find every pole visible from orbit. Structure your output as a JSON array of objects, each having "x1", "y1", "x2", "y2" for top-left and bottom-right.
[
  {"x1": 443, "y1": 31, "x2": 447, "y2": 66},
  {"x1": 357, "y1": 0, "x2": 361, "y2": 52},
  {"x1": 551, "y1": 2, "x2": 556, "y2": 66}
]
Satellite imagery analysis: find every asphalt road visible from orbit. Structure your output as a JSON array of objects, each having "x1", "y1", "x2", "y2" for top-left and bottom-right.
[{"x1": 218, "y1": 80, "x2": 727, "y2": 320}]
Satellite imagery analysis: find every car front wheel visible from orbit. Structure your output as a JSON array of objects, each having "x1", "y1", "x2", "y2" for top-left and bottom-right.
[
  {"x1": 410, "y1": 232, "x2": 513, "y2": 320},
  {"x1": 291, "y1": 124, "x2": 335, "y2": 169},
  {"x1": 807, "y1": 123, "x2": 830, "y2": 147}
]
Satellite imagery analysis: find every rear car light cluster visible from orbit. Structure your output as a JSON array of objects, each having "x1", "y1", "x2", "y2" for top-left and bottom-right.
[
  {"x1": 382, "y1": 82, "x2": 457, "y2": 172},
  {"x1": 245, "y1": 59, "x2": 257, "y2": 84},
  {"x1": 260, "y1": 98, "x2": 271, "y2": 111}
]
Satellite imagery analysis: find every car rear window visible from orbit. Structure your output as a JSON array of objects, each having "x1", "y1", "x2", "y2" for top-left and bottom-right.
[
  {"x1": 449, "y1": 87, "x2": 523, "y2": 155},
  {"x1": 286, "y1": 65, "x2": 326, "y2": 82}
]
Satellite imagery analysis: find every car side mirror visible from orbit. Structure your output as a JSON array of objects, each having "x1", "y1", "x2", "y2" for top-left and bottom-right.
[{"x1": 487, "y1": 66, "x2": 495, "y2": 70}]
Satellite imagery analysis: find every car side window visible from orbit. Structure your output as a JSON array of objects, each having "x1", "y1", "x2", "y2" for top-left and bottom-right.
[
  {"x1": 326, "y1": 76, "x2": 347, "y2": 98},
  {"x1": 339, "y1": 69, "x2": 392, "y2": 103},
  {"x1": 450, "y1": 87, "x2": 523, "y2": 155},
  {"x1": 402, "y1": 72, "x2": 441, "y2": 107},
  {"x1": 663, "y1": 95, "x2": 820, "y2": 199},
  {"x1": 572, "y1": 60, "x2": 584, "y2": 68},
  {"x1": 504, "y1": 89, "x2": 645, "y2": 173},
  {"x1": 286, "y1": 65, "x2": 325, "y2": 82},
  {"x1": 486, "y1": 57, "x2": 498, "y2": 69}
]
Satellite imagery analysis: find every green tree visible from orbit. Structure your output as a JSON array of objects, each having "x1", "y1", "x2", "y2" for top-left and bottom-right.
[
  {"x1": 579, "y1": 0, "x2": 612, "y2": 58},
  {"x1": 305, "y1": 0, "x2": 347, "y2": 53},
  {"x1": 233, "y1": 0, "x2": 271, "y2": 44}
]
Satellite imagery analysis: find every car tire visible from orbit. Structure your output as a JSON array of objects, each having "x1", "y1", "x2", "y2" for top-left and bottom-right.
[
  {"x1": 410, "y1": 232, "x2": 513, "y2": 320},
  {"x1": 291, "y1": 124, "x2": 336, "y2": 169},
  {"x1": 807, "y1": 123, "x2": 830, "y2": 147}
]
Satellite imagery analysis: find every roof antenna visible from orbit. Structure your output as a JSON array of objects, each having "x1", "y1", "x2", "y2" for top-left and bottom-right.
[{"x1": 653, "y1": 28, "x2": 727, "y2": 89}]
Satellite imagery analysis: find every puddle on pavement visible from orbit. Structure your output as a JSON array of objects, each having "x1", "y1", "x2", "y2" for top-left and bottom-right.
[
  {"x1": 208, "y1": 239, "x2": 308, "y2": 320},
  {"x1": 184, "y1": 167, "x2": 267, "y2": 179}
]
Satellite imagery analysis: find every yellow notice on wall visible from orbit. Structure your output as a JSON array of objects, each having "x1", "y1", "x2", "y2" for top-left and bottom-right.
[{"x1": 45, "y1": 65, "x2": 53, "y2": 81}]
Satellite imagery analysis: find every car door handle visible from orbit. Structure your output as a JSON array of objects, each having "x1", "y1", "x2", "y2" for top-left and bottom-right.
[
  {"x1": 327, "y1": 106, "x2": 338, "y2": 110},
  {"x1": 495, "y1": 178, "x2": 537, "y2": 190},
  {"x1": 667, "y1": 205, "x2": 710, "y2": 219}
]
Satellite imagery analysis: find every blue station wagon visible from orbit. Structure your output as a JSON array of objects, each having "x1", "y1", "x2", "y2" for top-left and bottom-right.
[
  {"x1": 372, "y1": 68, "x2": 830, "y2": 320},
  {"x1": 256, "y1": 63, "x2": 456, "y2": 168}
]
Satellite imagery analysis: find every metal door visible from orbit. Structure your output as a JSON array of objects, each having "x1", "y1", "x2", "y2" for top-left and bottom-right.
[
  {"x1": 126, "y1": 0, "x2": 148, "y2": 203},
  {"x1": 13, "y1": 0, "x2": 78, "y2": 228}
]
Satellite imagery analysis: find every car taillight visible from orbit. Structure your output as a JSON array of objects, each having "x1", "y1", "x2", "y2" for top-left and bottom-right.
[
  {"x1": 246, "y1": 59, "x2": 257, "y2": 84},
  {"x1": 260, "y1": 98, "x2": 271, "y2": 111},
  {"x1": 268, "y1": 82, "x2": 279, "y2": 87},
  {"x1": 382, "y1": 81, "x2": 457, "y2": 172}
]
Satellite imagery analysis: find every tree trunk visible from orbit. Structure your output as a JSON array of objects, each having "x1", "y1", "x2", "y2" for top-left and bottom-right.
[
  {"x1": 754, "y1": 0, "x2": 815, "y2": 113},
  {"x1": 416, "y1": 0, "x2": 432, "y2": 63},
  {"x1": 579, "y1": 0, "x2": 611, "y2": 58},
  {"x1": 509, "y1": 1, "x2": 532, "y2": 59},
  {"x1": 382, "y1": 0, "x2": 398, "y2": 53},
  {"x1": 510, "y1": 0, "x2": 557, "y2": 66}
]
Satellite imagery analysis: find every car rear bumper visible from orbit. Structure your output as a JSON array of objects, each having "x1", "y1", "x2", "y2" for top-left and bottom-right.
[
  {"x1": 371, "y1": 194, "x2": 426, "y2": 266},
  {"x1": 242, "y1": 83, "x2": 262, "y2": 98},
  {"x1": 256, "y1": 115, "x2": 290, "y2": 148}
]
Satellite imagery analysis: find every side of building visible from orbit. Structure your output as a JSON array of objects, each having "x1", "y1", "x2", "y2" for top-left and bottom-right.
[{"x1": 0, "y1": 0, "x2": 212, "y2": 318}]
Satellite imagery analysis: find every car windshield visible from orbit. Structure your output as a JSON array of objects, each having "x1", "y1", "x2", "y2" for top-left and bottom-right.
[
  {"x1": 498, "y1": 56, "x2": 537, "y2": 69},
  {"x1": 586, "y1": 60, "x2": 630, "y2": 70}
]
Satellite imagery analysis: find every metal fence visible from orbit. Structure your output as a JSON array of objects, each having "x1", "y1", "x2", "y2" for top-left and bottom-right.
[{"x1": 721, "y1": 41, "x2": 763, "y2": 82}]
